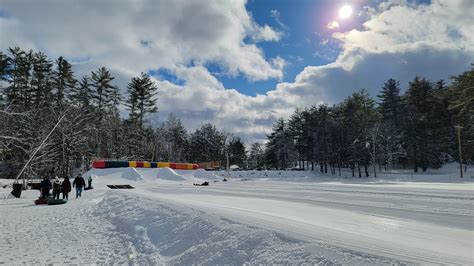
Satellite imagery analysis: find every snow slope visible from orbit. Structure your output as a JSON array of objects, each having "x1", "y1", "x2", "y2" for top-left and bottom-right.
[{"x1": 1, "y1": 167, "x2": 473, "y2": 264}]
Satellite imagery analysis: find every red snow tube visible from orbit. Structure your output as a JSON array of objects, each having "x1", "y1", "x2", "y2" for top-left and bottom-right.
[
  {"x1": 34, "y1": 198, "x2": 48, "y2": 205},
  {"x1": 92, "y1": 160, "x2": 199, "y2": 170}
]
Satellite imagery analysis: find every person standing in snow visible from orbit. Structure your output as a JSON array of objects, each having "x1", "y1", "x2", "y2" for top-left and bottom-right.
[
  {"x1": 73, "y1": 174, "x2": 86, "y2": 198},
  {"x1": 40, "y1": 176, "x2": 52, "y2": 199},
  {"x1": 87, "y1": 176, "x2": 93, "y2": 189},
  {"x1": 52, "y1": 176, "x2": 61, "y2": 199},
  {"x1": 61, "y1": 176, "x2": 71, "y2": 200}
]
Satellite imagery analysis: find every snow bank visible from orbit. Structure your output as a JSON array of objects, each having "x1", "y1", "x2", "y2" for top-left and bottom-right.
[
  {"x1": 211, "y1": 163, "x2": 474, "y2": 184},
  {"x1": 193, "y1": 169, "x2": 222, "y2": 180},
  {"x1": 85, "y1": 167, "x2": 144, "y2": 182},
  {"x1": 155, "y1": 167, "x2": 186, "y2": 181}
]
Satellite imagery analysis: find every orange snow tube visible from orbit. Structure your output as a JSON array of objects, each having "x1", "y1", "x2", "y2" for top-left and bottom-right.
[{"x1": 92, "y1": 160, "x2": 199, "y2": 170}]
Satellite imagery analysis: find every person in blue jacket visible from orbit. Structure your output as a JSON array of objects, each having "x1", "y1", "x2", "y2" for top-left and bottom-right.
[{"x1": 73, "y1": 174, "x2": 86, "y2": 198}]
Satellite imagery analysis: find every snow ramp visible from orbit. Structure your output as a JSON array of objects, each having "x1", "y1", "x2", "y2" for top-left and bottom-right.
[
  {"x1": 193, "y1": 169, "x2": 222, "y2": 181},
  {"x1": 85, "y1": 167, "x2": 145, "y2": 182}
]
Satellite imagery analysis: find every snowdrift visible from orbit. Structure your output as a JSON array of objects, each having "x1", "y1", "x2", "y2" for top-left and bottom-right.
[
  {"x1": 154, "y1": 167, "x2": 186, "y2": 181},
  {"x1": 85, "y1": 167, "x2": 145, "y2": 182},
  {"x1": 193, "y1": 169, "x2": 222, "y2": 180}
]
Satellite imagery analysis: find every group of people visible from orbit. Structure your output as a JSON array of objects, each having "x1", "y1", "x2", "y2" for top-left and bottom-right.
[{"x1": 40, "y1": 174, "x2": 93, "y2": 200}]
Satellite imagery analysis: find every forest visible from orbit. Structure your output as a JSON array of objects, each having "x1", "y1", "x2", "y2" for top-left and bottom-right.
[{"x1": 0, "y1": 47, "x2": 472, "y2": 179}]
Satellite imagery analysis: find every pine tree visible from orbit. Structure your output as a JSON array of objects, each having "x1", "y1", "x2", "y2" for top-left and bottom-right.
[
  {"x1": 5, "y1": 47, "x2": 32, "y2": 109},
  {"x1": 31, "y1": 51, "x2": 53, "y2": 109},
  {"x1": 378, "y1": 79, "x2": 402, "y2": 127},
  {"x1": 449, "y1": 67, "x2": 474, "y2": 162},
  {"x1": 52, "y1": 56, "x2": 76, "y2": 108},
  {"x1": 71, "y1": 76, "x2": 93, "y2": 108},
  {"x1": 403, "y1": 77, "x2": 442, "y2": 172},
  {"x1": 90, "y1": 67, "x2": 116, "y2": 115},
  {"x1": 377, "y1": 79, "x2": 404, "y2": 169},
  {"x1": 163, "y1": 114, "x2": 189, "y2": 162},
  {"x1": 125, "y1": 72, "x2": 158, "y2": 127},
  {"x1": 228, "y1": 137, "x2": 246, "y2": 167}
]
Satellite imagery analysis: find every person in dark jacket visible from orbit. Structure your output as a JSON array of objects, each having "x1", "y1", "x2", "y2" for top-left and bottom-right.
[
  {"x1": 40, "y1": 176, "x2": 52, "y2": 199},
  {"x1": 87, "y1": 176, "x2": 93, "y2": 189},
  {"x1": 73, "y1": 174, "x2": 86, "y2": 198},
  {"x1": 61, "y1": 176, "x2": 71, "y2": 200},
  {"x1": 52, "y1": 176, "x2": 61, "y2": 199}
]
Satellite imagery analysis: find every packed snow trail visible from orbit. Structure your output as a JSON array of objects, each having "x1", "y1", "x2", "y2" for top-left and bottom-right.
[
  {"x1": 1, "y1": 168, "x2": 473, "y2": 264},
  {"x1": 0, "y1": 189, "x2": 134, "y2": 265},
  {"x1": 125, "y1": 181, "x2": 472, "y2": 264}
]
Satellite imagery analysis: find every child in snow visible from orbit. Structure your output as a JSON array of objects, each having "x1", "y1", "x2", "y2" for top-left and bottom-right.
[
  {"x1": 61, "y1": 176, "x2": 71, "y2": 200},
  {"x1": 87, "y1": 176, "x2": 93, "y2": 189},
  {"x1": 52, "y1": 176, "x2": 61, "y2": 199},
  {"x1": 73, "y1": 174, "x2": 86, "y2": 198},
  {"x1": 40, "y1": 176, "x2": 52, "y2": 199}
]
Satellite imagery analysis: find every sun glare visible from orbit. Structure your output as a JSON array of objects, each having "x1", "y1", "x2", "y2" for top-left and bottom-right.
[{"x1": 339, "y1": 5, "x2": 353, "y2": 19}]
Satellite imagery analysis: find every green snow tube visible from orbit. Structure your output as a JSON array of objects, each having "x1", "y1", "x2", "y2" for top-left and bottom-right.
[{"x1": 47, "y1": 199, "x2": 67, "y2": 205}]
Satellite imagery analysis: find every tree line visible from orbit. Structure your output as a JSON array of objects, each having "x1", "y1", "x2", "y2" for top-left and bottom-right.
[
  {"x1": 0, "y1": 47, "x2": 472, "y2": 179},
  {"x1": 0, "y1": 47, "x2": 246, "y2": 179},
  {"x1": 262, "y1": 69, "x2": 473, "y2": 177}
]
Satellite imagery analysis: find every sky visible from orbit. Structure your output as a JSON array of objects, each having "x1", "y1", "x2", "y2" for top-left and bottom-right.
[{"x1": 0, "y1": 0, "x2": 473, "y2": 143}]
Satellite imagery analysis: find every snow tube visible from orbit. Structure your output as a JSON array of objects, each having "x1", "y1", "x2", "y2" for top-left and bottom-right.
[
  {"x1": 34, "y1": 198, "x2": 48, "y2": 205},
  {"x1": 92, "y1": 160, "x2": 199, "y2": 170},
  {"x1": 47, "y1": 199, "x2": 67, "y2": 205}
]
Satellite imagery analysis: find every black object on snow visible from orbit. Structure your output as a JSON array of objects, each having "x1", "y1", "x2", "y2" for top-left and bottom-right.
[
  {"x1": 193, "y1": 181, "x2": 209, "y2": 186},
  {"x1": 107, "y1": 184, "x2": 135, "y2": 189},
  {"x1": 11, "y1": 183, "x2": 23, "y2": 198}
]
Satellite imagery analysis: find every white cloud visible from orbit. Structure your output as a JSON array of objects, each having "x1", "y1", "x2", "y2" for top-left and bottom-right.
[
  {"x1": 252, "y1": 24, "x2": 282, "y2": 42},
  {"x1": 0, "y1": 0, "x2": 283, "y2": 82},
  {"x1": 326, "y1": 21, "x2": 340, "y2": 30},
  {"x1": 1, "y1": 0, "x2": 473, "y2": 143}
]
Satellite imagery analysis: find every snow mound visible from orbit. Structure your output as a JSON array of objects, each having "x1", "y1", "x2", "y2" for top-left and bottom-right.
[
  {"x1": 193, "y1": 169, "x2": 222, "y2": 180},
  {"x1": 155, "y1": 167, "x2": 186, "y2": 181},
  {"x1": 85, "y1": 167, "x2": 144, "y2": 182}
]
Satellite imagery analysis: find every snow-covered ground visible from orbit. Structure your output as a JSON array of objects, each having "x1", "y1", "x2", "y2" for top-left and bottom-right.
[{"x1": 1, "y1": 165, "x2": 473, "y2": 264}]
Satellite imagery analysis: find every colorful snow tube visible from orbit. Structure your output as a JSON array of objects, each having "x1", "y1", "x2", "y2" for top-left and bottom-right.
[{"x1": 92, "y1": 160, "x2": 199, "y2": 170}]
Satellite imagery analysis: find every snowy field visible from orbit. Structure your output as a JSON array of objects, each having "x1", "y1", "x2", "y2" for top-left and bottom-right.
[{"x1": 1, "y1": 166, "x2": 473, "y2": 265}]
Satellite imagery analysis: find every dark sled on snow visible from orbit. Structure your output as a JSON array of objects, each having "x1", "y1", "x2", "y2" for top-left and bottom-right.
[
  {"x1": 34, "y1": 198, "x2": 67, "y2": 205},
  {"x1": 193, "y1": 181, "x2": 209, "y2": 186},
  {"x1": 107, "y1": 184, "x2": 134, "y2": 189},
  {"x1": 84, "y1": 186, "x2": 93, "y2": 190}
]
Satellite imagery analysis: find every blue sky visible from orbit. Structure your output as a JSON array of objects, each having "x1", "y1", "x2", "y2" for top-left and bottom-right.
[
  {"x1": 211, "y1": 0, "x2": 346, "y2": 95},
  {"x1": 215, "y1": 0, "x2": 433, "y2": 96}
]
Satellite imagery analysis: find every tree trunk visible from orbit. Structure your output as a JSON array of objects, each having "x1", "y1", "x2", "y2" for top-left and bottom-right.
[{"x1": 358, "y1": 162, "x2": 362, "y2": 178}]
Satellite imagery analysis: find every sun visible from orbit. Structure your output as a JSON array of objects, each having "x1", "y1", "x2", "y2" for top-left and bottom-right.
[{"x1": 339, "y1": 5, "x2": 353, "y2": 19}]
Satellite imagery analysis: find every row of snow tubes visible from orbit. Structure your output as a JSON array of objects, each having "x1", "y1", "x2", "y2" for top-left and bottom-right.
[{"x1": 92, "y1": 160, "x2": 199, "y2": 170}]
